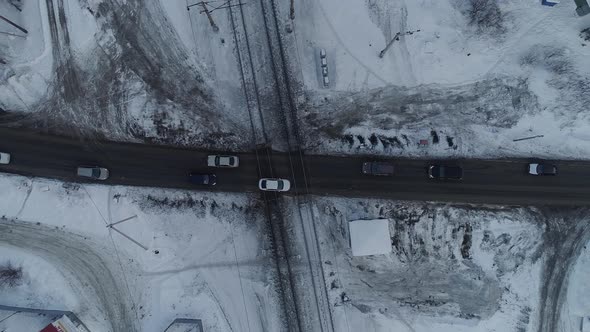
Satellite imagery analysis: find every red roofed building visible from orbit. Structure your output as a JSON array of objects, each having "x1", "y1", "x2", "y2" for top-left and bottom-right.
[{"x1": 40, "y1": 315, "x2": 83, "y2": 332}]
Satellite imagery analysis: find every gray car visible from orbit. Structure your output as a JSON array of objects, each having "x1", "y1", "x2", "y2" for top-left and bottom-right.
[
  {"x1": 207, "y1": 155, "x2": 239, "y2": 168},
  {"x1": 77, "y1": 166, "x2": 109, "y2": 180},
  {"x1": 362, "y1": 161, "x2": 394, "y2": 176}
]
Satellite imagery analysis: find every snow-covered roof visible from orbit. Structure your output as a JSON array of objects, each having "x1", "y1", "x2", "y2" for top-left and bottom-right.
[{"x1": 349, "y1": 219, "x2": 391, "y2": 256}]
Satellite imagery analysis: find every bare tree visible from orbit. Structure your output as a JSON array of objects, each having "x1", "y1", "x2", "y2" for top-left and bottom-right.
[
  {"x1": 467, "y1": 0, "x2": 505, "y2": 34},
  {"x1": 0, "y1": 261, "x2": 23, "y2": 287}
]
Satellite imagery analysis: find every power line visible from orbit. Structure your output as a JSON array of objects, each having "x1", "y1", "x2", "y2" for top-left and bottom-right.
[{"x1": 0, "y1": 14, "x2": 27, "y2": 34}]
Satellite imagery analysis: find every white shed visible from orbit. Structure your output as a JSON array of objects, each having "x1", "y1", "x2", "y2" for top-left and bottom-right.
[{"x1": 349, "y1": 219, "x2": 392, "y2": 256}]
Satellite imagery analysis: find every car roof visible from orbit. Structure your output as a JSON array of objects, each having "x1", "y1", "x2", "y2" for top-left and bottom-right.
[{"x1": 265, "y1": 179, "x2": 279, "y2": 189}]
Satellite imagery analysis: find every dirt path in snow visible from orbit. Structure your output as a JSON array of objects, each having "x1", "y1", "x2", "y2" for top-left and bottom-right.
[
  {"x1": 0, "y1": 220, "x2": 138, "y2": 332},
  {"x1": 537, "y1": 208, "x2": 590, "y2": 332}
]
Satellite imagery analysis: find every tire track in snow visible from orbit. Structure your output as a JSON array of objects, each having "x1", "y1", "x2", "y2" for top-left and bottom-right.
[
  {"x1": 0, "y1": 219, "x2": 138, "y2": 332},
  {"x1": 537, "y1": 208, "x2": 590, "y2": 332}
]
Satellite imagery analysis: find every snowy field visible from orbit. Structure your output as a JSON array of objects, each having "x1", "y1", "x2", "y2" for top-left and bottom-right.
[
  {"x1": 0, "y1": 0, "x2": 252, "y2": 149},
  {"x1": 2, "y1": 1, "x2": 590, "y2": 332},
  {"x1": 293, "y1": 0, "x2": 590, "y2": 159},
  {"x1": 0, "y1": 174, "x2": 589, "y2": 331},
  {"x1": 0, "y1": 174, "x2": 285, "y2": 332},
  {"x1": 310, "y1": 197, "x2": 590, "y2": 332},
  {"x1": 563, "y1": 241, "x2": 590, "y2": 332},
  {"x1": 3, "y1": 0, "x2": 590, "y2": 158}
]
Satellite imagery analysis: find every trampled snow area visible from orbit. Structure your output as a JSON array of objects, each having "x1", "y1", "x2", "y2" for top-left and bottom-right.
[
  {"x1": 0, "y1": 174, "x2": 284, "y2": 332},
  {"x1": 294, "y1": 0, "x2": 590, "y2": 159},
  {"x1": 0, "y1": 0, "x2": 251, "y2": 148},
  {"x1": 1, "y1": 173, "x2": 589, "y2": 332},
  {"x1": 311, "y1": 197, "x2": 547, "y2": 332},
  {"x1": 562, "y1": 240, "x2": 590, "y2": 331},
  {"x1": 0, "y1": 0, "x2": 53, "y2": 112}
]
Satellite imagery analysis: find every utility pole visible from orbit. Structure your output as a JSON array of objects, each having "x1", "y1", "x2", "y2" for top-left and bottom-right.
[
  {"x1": 378, "y1": 32, "x2": 400, "y2": 58},
  {"x1": 0, "y1": 15, "x2": 27, "y2": 34},
  {"x1": 378, "y1": 29, "x2": 420, "y2": 58},
  {"x1": 199, "y1": 1, "x2": 219, "y2": 32},
  {"x1": 513, "y1": 135, "x2": 544, "y2": 142},
  {"x1": 188, "y1": 1, "x2": 219, "y2": 32}
]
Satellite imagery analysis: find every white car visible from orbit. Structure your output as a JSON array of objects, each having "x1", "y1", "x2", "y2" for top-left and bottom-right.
[
  {"x1": 0, "y1": 152, "x2": 10, "y2": 164},
  {"x1": 258, "y1": 178, "x2": 291, "y2": 192},
  {"x1": 207, "y1": 155, "x2": 239, "y2": 168}
]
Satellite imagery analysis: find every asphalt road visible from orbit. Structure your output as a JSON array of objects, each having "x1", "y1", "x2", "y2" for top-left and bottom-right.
[{"x1": 0, "y1": 128, "x2": 588, "y2": 206}]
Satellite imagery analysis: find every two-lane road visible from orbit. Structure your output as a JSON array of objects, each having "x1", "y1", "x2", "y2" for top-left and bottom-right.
[
  {"x1": 0, "y1": 128, "x2": 588, "y2": 205},
  {"x1": 307, "y1": 157, "x2": 590, "y2": 205}
]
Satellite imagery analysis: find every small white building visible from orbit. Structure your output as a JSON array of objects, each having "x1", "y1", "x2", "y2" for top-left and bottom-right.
[{"x1": 349, "y1": 219, "x2": 392, "y2": 256}]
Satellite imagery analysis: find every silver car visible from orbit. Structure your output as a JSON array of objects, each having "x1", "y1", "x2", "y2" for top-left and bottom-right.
[
  {"x1": 207, "y1": 155, "x2": 239, "y2": 168},
  {"x1": 77, "y1": 166, "x2": 109, "y2": 180},
  {"x1": 258, "y1": 178, "x2": 291, "y2": 192}
]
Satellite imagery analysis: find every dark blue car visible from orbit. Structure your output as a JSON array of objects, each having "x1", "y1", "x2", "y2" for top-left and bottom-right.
[{"x1": 189, "y1": 173, "x2": 217, "y2": 186}]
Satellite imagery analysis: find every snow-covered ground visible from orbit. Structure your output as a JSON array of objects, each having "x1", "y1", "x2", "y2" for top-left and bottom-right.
[
  {"x1": 293, "y1": 0, "x2": 590, "y2": 159},
  {"x1": 0, "y1": 0, "x2": 53, "y2": 112},
  {"x1": 310, "y1": 197, "x2": 549, "y2": 332},
  {"x1": 3, "y1": 1, "x2": 590, "y2": 332},
  {"x1": 1, "y1": 172, "x2": 590, "y2": 332},
  {"x1": 0, "y1": 0, "x2": 252, "y2": 148},
  {"x1": 562, "y1": 244, "x2": 590, "y2": 332},
  {"x1": 0, "y1": 174, "x2": 285, "y2": 332}
]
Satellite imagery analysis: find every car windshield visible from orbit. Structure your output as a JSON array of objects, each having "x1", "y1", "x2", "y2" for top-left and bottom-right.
[
  {"x1": 92, "y1": 169, "x2": 101, "y2": 177},
  {"x1": 277, "y1": 181, "x2": 284, "y2": 190}
]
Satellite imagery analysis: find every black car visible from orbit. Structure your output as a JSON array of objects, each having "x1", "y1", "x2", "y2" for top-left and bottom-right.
[
  {"x1": 189, "y1": 173, "x2": 217, "y2": 185},
  {"x1": 428, "y1": 165, "x2": 463, "y2": 180},
  {"x1": 528, "y1": 163, "x2": 557, "y2": 176},
  {"x1": 362, "y1": 161, "x2": 395, "y2": 176}
]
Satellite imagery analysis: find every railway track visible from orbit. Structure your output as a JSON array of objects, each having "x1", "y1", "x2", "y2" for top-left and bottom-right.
[
  {"x1": 254, "y1": 0, "x2": 335, "y2": 330},
  {"x1": 227, "y1": 2, "x2": 303, "y2": 331}
]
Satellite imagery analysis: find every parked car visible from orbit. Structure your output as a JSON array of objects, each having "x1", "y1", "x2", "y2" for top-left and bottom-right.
[
  {"x1": 207, "y1": 155, "x2": 239, "y2": 168},
  {"x1": 0, "y1": 152, "x2": 10, "y2": 165},
  {"x1": 320, "y1": 48, "x2": 327, "y2": 58},
  {"x1": 323, "y1": 75, "x2": 330, "y2": 87},
  {"x1": 428, "y1": 165, "x2": 463, "y2": 180},
  {"x1": 258, "y1": 178, "x2": 291, "y2": 192},
  {"x1": 77, "y1": 166, "x2": 109, "y2": 180},
  {"x1": 528, "y1": 163, "x2": 557, "y2": 176},
  {"x1": 189, "y1": 173, "x2": 217, "y2": 186},
  {"x1": 362, "y1": 161, "x2": 394, "y2": 176}
]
